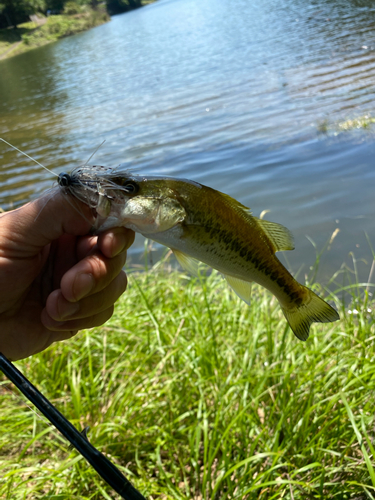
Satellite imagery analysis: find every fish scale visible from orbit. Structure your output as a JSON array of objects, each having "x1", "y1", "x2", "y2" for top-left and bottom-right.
[{"x1": 61, "y1": 167, "x2": 339, "y2": 341}]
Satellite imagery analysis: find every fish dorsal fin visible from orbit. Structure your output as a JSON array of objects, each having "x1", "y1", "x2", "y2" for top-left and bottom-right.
[
  {"x1": 214, "y1": 189, "x2": 293, "y2": 252},
  {"x1": 219, "y1": 192, "x2": 252, "y2": 215},
  {"x1": 256, "y1": 218, "x2": 294, "y2": 252},
  {"x1": 173, "y1": 249, "x2": 200, "y2": 277},
  {"x1": 224, "y1": 275, "x2": 252, "y2": 305}
]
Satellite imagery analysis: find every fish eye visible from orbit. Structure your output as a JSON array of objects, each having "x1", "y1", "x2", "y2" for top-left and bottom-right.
[
  {"x1": 58, "y1": 172, "x2": 71, "y2": 187},
  {"x1": 123, "y1": 181, "x2": 138, "y2": 194}
]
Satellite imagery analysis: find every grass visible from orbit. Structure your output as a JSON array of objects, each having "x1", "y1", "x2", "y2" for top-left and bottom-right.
[
  {"x1": 0, "y1": 23, "x2": 35, "y2": 57},
  {"x1": 317, "y1": 114, "x2": 375, "y2": 135},
  {"x1": 0, "y1": 8, "x2": 110, "y2": 60},
  {"x1": 1, "y1": 249, "x2": 375, "y2": 499},
  {"x1": 338, "y1": 115, "x2": 375, "y2": 131}
]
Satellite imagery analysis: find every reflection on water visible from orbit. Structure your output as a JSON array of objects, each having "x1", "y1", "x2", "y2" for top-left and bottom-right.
[{"x1": 1, "y1": 0, "x2": 375, "y2": 284}]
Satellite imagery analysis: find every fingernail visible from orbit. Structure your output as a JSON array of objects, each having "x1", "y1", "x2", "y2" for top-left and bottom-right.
[
  {"x1": 74, "y1": 273, "x2": 94, "y2": 301},
  {"x1": 60, "y1": 301, "x2": 80, "y2": 320}
]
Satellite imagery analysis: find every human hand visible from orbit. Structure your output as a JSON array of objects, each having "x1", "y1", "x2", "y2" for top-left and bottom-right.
[{"x1": 0, "y1": 191, "x2": 134, "y2": 361}]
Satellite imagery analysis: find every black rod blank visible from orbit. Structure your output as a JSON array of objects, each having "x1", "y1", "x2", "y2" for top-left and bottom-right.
[{"x1": 0, "y1": 352, "x2": 146, "y2": 500}]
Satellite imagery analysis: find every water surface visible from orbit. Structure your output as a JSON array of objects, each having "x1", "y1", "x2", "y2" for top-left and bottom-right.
[{"x1": 1, "y1": 0, "x2": 375, "y2": 286}]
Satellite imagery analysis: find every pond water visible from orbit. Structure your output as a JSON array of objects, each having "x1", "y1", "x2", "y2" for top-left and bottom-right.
[{"x1": 1, "y1": 0, "x2": 375, "y2": 288}]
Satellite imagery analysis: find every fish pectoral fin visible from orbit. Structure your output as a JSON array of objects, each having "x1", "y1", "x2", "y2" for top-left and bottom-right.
[
  {"x1": 173, "y1": 249, "x2": 200, "y2": 277},
  {"x1": 256, "y1": 218, "x2": 295, "y2": 252},
  {"x1": 224, "y1": 275, "x2": 252, "y2": 305}
]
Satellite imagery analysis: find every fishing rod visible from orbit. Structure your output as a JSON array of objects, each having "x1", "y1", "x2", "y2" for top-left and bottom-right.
[{"x1": 0, "y1": 352, "x2": 146, "y2": 500}]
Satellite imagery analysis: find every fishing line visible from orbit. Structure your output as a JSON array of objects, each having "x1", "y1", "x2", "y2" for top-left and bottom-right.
[
  {"x1": 0, "y1": 138, "x2": 107, "y2": 196},
  {"x1": 84, "y1": 139, "x2": 106, "y2": 166},
  {"x1": 0, "y1": 139, "x2": 91, "y2": 222},
  {"x1": 0, "y1": 140, "x2": 147, "y2": 497},
  {"x1": 33, "y1": 188, "x2": 60, "y2": 222},
  {"x1": 61, "y1": 187, "x2": 97, "y2": 226},
  {"x1": 0, "y1": 138, "x2": 58, "y2": 178},
  {"x1": 0, "y1": 352, "x2": 146, "y2": 500},
  {"x1": 0, "y1": 379, "x2": 53, "y2": 428}
]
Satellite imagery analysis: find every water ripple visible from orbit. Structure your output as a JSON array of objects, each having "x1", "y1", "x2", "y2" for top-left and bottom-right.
[{"x1": 1, "y1": 0, "x2": 375, "y2": 280}]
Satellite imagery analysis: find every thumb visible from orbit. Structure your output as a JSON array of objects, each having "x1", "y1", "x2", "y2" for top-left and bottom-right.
[{"x1": 0, "y1": 190, "x2": 94, "y2": 255}]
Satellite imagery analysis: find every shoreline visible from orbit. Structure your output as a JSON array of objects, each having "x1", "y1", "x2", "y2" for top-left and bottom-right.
[{"x1": 0, "y1": 8, "x2": 110, "y2": 60}]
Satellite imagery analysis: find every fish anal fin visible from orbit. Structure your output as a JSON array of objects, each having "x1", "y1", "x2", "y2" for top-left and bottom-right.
[
  {"x1": 224, "y1": 274, "x2": 252, "y2": 305},
  {"x1": 256, "y1": 218, "x2": 295, "y2": 252},
  {"x1": 173, "y1": 249, "x2": 200, "y2": 277}
]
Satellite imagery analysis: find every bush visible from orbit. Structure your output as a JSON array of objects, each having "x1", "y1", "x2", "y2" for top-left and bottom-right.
[{"x1": 63, "y1": 1, "x2": 82, "y2": 14}]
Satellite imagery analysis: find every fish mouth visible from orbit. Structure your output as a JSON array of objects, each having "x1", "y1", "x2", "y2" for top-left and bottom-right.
[{"x1": 58, "y1": 165, "x2": 127, "y2": 213}]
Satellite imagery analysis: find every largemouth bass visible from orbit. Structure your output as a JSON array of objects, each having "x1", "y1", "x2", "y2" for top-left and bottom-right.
[{"x1": 60, "y1": 166, "x2": 339, "y2": 341}]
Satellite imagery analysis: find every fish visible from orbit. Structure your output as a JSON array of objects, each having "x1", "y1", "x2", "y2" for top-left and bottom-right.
[{"x1": 59, "y1": 165, "x2": 340, "y2": 341}]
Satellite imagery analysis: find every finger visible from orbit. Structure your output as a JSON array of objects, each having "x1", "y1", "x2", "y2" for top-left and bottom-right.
[
  {"x1": 0, "y1": 191, "x2": 94, "y2": 253},
  {"x1": 49, "y1": 234, "x2": 82, "y2": 290},
  {"x1": 45, "y1": 270, "x2": 127, "y2": 322},
  {"x1": 97, "y1": 227, "x2": 135, "y2": 258},
  {"x1": 42, "y1": 306, "x2": 115, "y2": 333},
  {"x1": 76, "y1": 235, "x2": 98, "y2": 260},
  {"x1": 47, "y1": 330, "x2": 79, "y2": 344},
  {"x1": 60, "y1": 249, "x2": 128, "y2": 302},
  {"x1": 75, "y1": 227, "x2": 134, "y2": 261}
]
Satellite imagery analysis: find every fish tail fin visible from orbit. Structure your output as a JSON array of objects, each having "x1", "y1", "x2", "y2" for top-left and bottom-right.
[{"x1": 281, "y1": 286, "x2": 339, "y2": 341}]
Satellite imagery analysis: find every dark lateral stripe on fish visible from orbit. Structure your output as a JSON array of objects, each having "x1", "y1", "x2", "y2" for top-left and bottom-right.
[{"x1": 60, "y1": 169, "x2": 340, "y2": 341}]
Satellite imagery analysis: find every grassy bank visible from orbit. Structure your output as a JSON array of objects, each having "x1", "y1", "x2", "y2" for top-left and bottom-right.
[
  {"x1": 0, "y1": 254, "x2": 375, "y2": 499},
  {"x1": 0, "y1": 8, "x2": 109, "y2": 60}
]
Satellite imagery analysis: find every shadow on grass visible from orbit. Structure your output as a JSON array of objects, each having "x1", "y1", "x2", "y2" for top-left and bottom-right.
[
  {"x1": 0, "y1": 26, "x2": 37, "y2": 56},
  {"x1": 0, "y1": 26, "x2": 35, "y2": 43}
]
